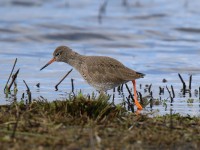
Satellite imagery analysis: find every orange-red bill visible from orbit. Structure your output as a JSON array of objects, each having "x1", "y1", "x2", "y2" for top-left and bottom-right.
[{"x1": 40, "y1": 57, "x2": 56, "y2": 71}]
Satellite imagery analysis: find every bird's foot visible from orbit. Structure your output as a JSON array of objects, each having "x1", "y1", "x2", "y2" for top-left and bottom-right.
[{"x1": 135, "y1": 99, "x2": 143, "y2": 110}]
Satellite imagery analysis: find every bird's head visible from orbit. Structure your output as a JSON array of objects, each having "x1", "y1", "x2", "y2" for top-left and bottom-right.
[{"x1": 40, "y1": 46, "x2": 73, "y2": 71}]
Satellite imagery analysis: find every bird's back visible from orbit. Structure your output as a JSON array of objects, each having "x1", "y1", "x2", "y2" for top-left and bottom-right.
[{"x1": 78, "y1": 55, "x2": 144, "y2": 91}]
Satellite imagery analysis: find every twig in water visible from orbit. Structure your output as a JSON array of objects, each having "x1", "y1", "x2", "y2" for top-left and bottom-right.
[
  {"x1": 166, "y1": 85, "x2": 173, "y2": 103},
  {"x1": 70, "y1": 78, "x2": 75, "y2": 97},
  {"x1": 171, "y1": 85, "x2": 175, "y2": 98},
  {"x1": 120, "y1": 84, "x2": 124, "y2": 93},
  {"x1": 125, "y1": 84, "x2": 135, "y2": 112},
  {"x1": 117, "y1": 85, "x2": 121, "y2": 94},
  {"x1": 199, "y1": 87, "x2": 200, "y2": 100},
  {"x1": 159, "y1": 86, "x2": 164, "y2": 95},
  {"x1": 126, "y1": 96, "x2": 134, "y2": 112},
  {"x1": 7, "y1": 69, "x2": 20, "y2": 92},
  {"x1": 36, "y1": 83, "x2": 40, "y2": 88},
  {"x1": 189, "y1": 75, "x2": 192, "y2": 98},
  {"x1": 189, "y1": 75, "x2": 192, "y2": 90},
  {"x1": 184, "y1": 0, "x2": 189, "y2": 8},
  {"x1": 55, "y1": 68, "x2": 73, "y2": 91},
  {"x1": 178, "y1": 73, "x2": 186, "y2": 96},
  {"x1": 144, "y1": 84, "x2": 148, "y2": 93},
  {"x1": 125, "y1": 84, "x2": 134, "y2": 102},
  {"x1": 21, "y1": 93, "x2": 24, "y2": 101},
  {"x1": 139, "y1": 84, "x2": 142, "y2": 89},
  {"x1": 194, "y1": 89, "x2": 198, "y2": 97},
  {"x1": 98, "y1": 0, "x2": 109, "y2": 24},
  {"x1": 4, "y1": 58, "x2": 17, "y2": 93},
  {"x1": 138, "y1": 92, "x2": 143, "y2": 105},
  {"x1": 188, "y1": 75, "x2": 192, "y2": 97},
  {"x1": 71, "y1": 78, "x2": 74, "y2": 93},
  {"x1": 149, "y1": 91, "x2": 153, "y2": 109},
  {"x1": 23, "y1": 80, "x2": 32, "y2": 104},
  {"x1": 112, "y1": 87, "x2": 115, "y2": 103},
  {"x1": 150, "y1": 91, "x2": 153, "y2": 98},
  {"x1": 148, "y1": 84, "x2": 152, "y2": 93},
  {"x1": 122, "y1": 0, "x2": 128, "y2": 6},
  {"x1": 150, "y1": 98, "x2": 153, "y2": 109},
  {"x1": 162, "y1": 78, "x2": 167, "y2": 83},
  {"x1": 23, "y1": 80, "x2": 30, "y2": 91}
]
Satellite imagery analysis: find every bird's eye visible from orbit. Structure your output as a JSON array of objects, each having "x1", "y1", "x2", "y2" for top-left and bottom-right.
[{"x1": 55, "y1": 52, "x2": 61, "y2": 56}]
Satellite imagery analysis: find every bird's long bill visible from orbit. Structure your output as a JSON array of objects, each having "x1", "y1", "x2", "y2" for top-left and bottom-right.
[{"x1": 40, "y1": 57, "x2": 56, "y2": 71}]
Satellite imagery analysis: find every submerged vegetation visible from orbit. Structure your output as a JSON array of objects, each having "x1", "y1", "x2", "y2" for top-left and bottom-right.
[{"x1": 0, "y1": 94, "x2": 200, "y2": 150}]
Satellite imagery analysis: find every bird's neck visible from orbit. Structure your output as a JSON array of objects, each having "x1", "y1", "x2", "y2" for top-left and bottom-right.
[{"x1": 65, "y1": 52, "x2": 84, "y2": 69}]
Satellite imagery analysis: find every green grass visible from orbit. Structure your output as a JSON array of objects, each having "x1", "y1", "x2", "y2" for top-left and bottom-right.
[{"x1": 0, "y1": 94, "x2": 200, "y2": 150}]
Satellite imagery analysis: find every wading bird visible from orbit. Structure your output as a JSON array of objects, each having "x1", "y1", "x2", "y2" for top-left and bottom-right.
[{"x1": 40, "y1": 46, "x2": 144, "y2": 110}]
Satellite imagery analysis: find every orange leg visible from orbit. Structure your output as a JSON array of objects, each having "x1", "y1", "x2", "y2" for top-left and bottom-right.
[{"x1": 132, "y1": 80, "x2": 143, "y2": 110}]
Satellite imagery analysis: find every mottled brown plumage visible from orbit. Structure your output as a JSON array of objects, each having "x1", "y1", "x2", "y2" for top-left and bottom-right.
[{"x1": 40, "y1": 46, "x2": 145, "y2": 110}]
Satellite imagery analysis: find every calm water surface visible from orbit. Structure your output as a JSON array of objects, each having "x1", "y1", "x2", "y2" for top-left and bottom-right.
[{"x1": 0, "y1": 0, "x2": 200, "y2": 116}]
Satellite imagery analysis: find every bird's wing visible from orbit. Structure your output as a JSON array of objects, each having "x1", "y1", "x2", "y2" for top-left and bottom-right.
[{"x1": 85, "y1": 56, "x2": 143, "y2": 84}]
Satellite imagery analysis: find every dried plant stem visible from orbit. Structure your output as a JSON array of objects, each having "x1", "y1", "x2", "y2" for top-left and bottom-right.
[
  {"x1": 178, "y1": 73, "x2": 186, "y2": 95},
  {"x1": 189, "y1": 75, "x2": 192, "y2": 90},
  {"x1": 171, "y1": 85, "x2": 175, "y2": 98},
  {"x1": 125, "y1": 83, "x2": 135, "y2": 112},
  {"x1": 4, "y1": 58, "x2": 17, "y2": 93},
  {"x1": 71, "y1": 78, "x2": 74, "y2": 93},
  {"x1": 23, "y1": 80, "x2": 32, "y2": 103},
  {"x1": 55, "y1": 68, "x2": 73, "y2": 91},
  {"x1": 7, "y1": 69, "x2": 20, "y2": 92},
  {"x1": 166, "y1": 85, "x2": 173, "y2": 103}
]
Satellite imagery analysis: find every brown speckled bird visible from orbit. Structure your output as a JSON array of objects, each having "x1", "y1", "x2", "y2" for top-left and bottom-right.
[{"x1": 40, "y1": 46, "x2": 145, "y2": 110}]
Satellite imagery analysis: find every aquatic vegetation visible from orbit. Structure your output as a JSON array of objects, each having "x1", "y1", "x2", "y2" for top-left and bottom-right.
[
  {"x1": 1, "y1": 58, "x2": 200, "y2": 149},
  {"x1": 187, "y1": 98, "x2": 194, "y2": 103},
  {"x1": 0, "y1": 94, "x2": 200, "y2": 149}
]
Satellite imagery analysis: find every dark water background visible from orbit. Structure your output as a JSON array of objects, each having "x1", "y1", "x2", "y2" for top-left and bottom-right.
[{"x1": 0, "y1": 0, "x2": 200, "y2": 116}]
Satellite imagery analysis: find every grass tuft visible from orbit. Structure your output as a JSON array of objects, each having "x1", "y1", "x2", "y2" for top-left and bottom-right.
[{"x1": 0, "y1": 94, "x2": 200, "y2": 149}]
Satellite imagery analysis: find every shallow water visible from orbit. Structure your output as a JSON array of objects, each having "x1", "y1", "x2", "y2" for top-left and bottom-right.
[{"x1": 0, "y1": 0, "x2": 200, "y2": 116}]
